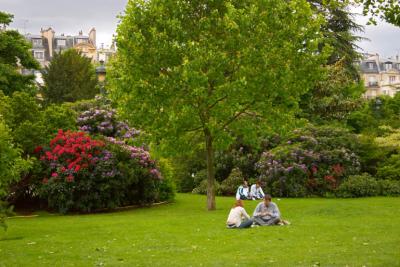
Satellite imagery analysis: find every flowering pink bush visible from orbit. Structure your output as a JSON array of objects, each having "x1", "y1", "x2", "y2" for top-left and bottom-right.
[
  {"x1": 35, "y1": 129, "x2": 167, "y2": 213},
  {"x1": 256, "y1": 125, "x2": 361, "y2": 197}
]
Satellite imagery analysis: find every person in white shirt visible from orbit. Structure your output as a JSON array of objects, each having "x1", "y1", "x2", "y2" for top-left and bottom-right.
[
  {"x1": 236, "y1": 180, "x2": 250, "y2": 200},
  {"x1": 226, "y1": 200, "x2": 253, "y2": 228},
  {"x1": 250, "y1": 181, "x2": 265, "y2": 200}
]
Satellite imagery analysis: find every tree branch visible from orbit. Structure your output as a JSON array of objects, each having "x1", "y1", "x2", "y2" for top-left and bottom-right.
[
  {"x1": 220, "y1": 101, "x2": 255, "y2": 130},
  {"x1": 208, "y1": 95, "x2": 228, "y2": 110}
]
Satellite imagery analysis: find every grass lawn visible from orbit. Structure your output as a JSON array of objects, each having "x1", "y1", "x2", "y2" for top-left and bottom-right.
[{"x1": 1, "y1": 194, "x2": 400, "y2": 267}]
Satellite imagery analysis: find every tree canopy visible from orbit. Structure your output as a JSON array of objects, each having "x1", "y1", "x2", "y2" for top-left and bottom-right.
[
  {"x1": 0, "y1": 11, "x2": 39, "y2": 95},
  {"x1": 356, "y1": 0, "x2": 400, "y2": 27},
  {"x1": 110, "y1": 0, "x2": 329, "y2": 210},
  {"x1": 41, "y1": 49, "x2": 98, "y2": 104}
]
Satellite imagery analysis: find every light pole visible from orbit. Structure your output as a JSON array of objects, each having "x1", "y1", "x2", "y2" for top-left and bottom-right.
[
  {"x1": 95, "y1": 60, "x2": 106, "y2": 94},
  {"x1": 374, "y1": 97, "x2": 382, "y2": 119}
]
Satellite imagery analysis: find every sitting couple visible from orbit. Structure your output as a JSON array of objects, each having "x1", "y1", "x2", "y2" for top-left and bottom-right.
[
  {"x1": 226, "y1": 194, "x2": 288, "y2": 229},
  {"x1": 236, "y1": 180, "x2": 264, "y2": 200}
]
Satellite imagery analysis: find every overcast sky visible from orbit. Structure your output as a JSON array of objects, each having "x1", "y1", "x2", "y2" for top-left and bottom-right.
[{"x1": 1, "y1": 0, "x2": 399, "y2": 56}]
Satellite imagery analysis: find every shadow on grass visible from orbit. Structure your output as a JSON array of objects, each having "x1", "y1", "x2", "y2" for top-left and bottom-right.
[{"x1": 0, "y1": 235, "x2": 24, "y2": 242}]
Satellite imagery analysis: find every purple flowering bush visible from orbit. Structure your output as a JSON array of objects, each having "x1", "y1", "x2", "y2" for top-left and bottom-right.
[
  {"x1": 256, "y1": 125, "x2": 361, "y2": 197},
  {"x1": 77, "y1": 107, "x2": 140, "y2": 140}
]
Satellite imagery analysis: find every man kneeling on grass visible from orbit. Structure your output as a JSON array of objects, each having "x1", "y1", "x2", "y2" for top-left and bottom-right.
[
  {"x1": 226, "y1": 199, "x2": 253, "y2": 229},
  {"x1": 252, "y1": 194, "x2": 282, "y2": 226}
]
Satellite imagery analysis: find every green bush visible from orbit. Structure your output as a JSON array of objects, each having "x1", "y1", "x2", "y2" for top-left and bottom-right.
[
  {"x1": 220, "y1": 168, "x2": 244, "y2": 196},
  {"x1": 336, "y1": 174, "x2": 379, "y2": 197},
  {"x1": 378, "y1": 180, "x2": 400, "y2": 196},
  {"x1": 376, "y1": 154, "x2": 400, "y2": 181},
  {"x1": 192, "y1": 179, "x2": 221, "y2": 196},
  {"x1": 155, "y1": 158, "x2": 176, "y2": 202}
]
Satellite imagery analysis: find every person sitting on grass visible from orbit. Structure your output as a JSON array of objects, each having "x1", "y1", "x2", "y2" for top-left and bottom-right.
[
  {"x1": 250, "y1": 181, "x2": 265, "y2": 200},
  {"x1": 252, "y1": 194, "x2": 282, "y2": 226},
  {"x1": 236, "y1": 180, "x2": 251, "y2": 200},
  {"x1": 226, "y1": 199, "x2": 253, "y2": 229}
]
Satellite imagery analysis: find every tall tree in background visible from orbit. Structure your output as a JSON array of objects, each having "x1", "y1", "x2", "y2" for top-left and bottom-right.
[
  {"x1": 42, "y1": 49, "x2": 98, "y2": 104},
  {"x1": 0, "y1": 11, "x2": 39, "y2": 95},
  {"x1": 300, "y1": 1, "x2": 365, "y2": 122},
  {"x1": 110, "y1": 0, "x2": 329, "y2": 210},
  {"x1": 309, "y1": 0, "x2": 364, "y2": 79}
]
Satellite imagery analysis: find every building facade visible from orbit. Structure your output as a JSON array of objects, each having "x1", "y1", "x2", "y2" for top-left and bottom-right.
[
  {"x1": 25, "y1": 27, "x2": 98, "y2": 67},
  {"x1": 359, "y1": 54, "x2": 400, "y2": 98}
]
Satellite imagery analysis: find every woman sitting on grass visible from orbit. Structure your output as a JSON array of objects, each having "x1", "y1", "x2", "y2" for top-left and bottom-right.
[{"x1": 226, "y1": 199, "x2": 253, "y2": 229}]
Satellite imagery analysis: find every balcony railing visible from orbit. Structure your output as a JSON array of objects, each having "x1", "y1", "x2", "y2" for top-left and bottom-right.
[{"x1": 368, "y1": 82, "x2": 378, "y2": 87}]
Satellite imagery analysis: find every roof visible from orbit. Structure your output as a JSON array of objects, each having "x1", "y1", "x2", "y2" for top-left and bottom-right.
[
  {"x1": 25, "y1": 34, "x2": 42, "y2": 39},
  {"x1": 360, "y1": 56, "x2": 400, "y2": 74}
]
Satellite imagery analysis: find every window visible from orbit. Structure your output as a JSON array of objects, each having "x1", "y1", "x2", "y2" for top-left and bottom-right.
[
  {"x1": 385, "y1": 63, "x2": 392, "y2": 70},
  {"x1": 389, "y1": 76, "x2": 396, "y2": 84},
  {"x1": 76, "y1": 38, "x2": 88, "y2": 44},
  {"x1": 368, "y1": 76, "x2": 378, "y2": 87},
  {"x1": 32, "y1": 38, "x2": 42, "y2": 46},
  {"x1": 34, "y1": 51, "x2": 44, "y2": 60},
  {"x1": 57, "y1": 39, "x2": 66, "y2": 46},
  {"x1": 368, "y1": 62, "x2": 374, "y2": 69}
]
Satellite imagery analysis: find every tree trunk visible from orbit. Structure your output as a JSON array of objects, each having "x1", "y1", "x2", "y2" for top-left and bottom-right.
[{"x1": 204, "y1": 128, "x2": 216, "y2": 211}]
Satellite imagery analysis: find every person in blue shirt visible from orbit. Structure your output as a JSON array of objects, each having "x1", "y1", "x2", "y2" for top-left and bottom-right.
[
  {"x1": 236, "y1": 180, "x2": 251, "y2": 200},
  {"x1": 252, "y1": 194, "x2": 281, "y2": 226}
]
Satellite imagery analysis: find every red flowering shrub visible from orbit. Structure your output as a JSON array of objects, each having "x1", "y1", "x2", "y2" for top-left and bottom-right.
[
  {"x1": 39, "y1": 130, "x2": 104, "y2": 183},
  {"x1": 35, "y1": 130, "x2": 172, "y2": 213}
]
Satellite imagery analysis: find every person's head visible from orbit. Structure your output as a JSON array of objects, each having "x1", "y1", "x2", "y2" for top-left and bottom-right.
[
  {"x1": 243, "y1": 180, "x2": 248, "y2": 187},
  {"x1": 264, "y1": 194, "x2": 272, "y2": 205},
  {"x1": 233, "y1": 199, "x2": 244, "y2": 208},
  {"x1": 256, "y1": 180, "x2": 261, "y2": 188}
]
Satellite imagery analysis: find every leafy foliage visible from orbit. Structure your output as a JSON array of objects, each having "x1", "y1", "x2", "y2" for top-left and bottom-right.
[
  {"x1": 356, "y1": 0, "x2": 400, "y2": 26},
  {"x1": 348, "y1": 95, "x2": 400, "y2": 134},
  {"x1": 300, "y1": 60, "x2": 365, "y2": 122},
  {"x1": 0, "y1": 120, "x2": 32, "y2": 230},
  {"x1": 0, "y1": 12, "x2": 39, "y2": 96},
  {"x1": 0, "y1": 92, "x2": 77, "y2": 154},
  {"x1": 41, "y1": 49, "x2": 98, "y2": 104}
]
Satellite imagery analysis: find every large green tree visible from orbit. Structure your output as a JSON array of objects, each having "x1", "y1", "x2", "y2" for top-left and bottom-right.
[
  {"x1": 0, "y1": 11, "x2": 39, "y2": 95},
  {"x1": 41, "y1": 49, "x2": 98, "y2": 104},
  {"x1": 0, "y1": 120, "x2": 31, "y2": 230},
  {"x1": 110, "y1": 0, "x2": 328, "y2": 210}
]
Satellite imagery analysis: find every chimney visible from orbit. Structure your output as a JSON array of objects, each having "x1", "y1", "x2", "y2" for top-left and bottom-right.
[
  {"x1": 41, "y1": 27, "x2": 55, "y2": 58},
  {"x1": 89, "y1": 27, "x2": 96, "y2": 46}
]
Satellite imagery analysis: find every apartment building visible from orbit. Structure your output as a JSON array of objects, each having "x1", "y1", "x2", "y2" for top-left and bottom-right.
[
  {"x1": 359, "y1": 54, "x2": 400, "y2": 98},
  {"x1": 25, "y1": 27, "x2": 97, "y2": 67}
]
